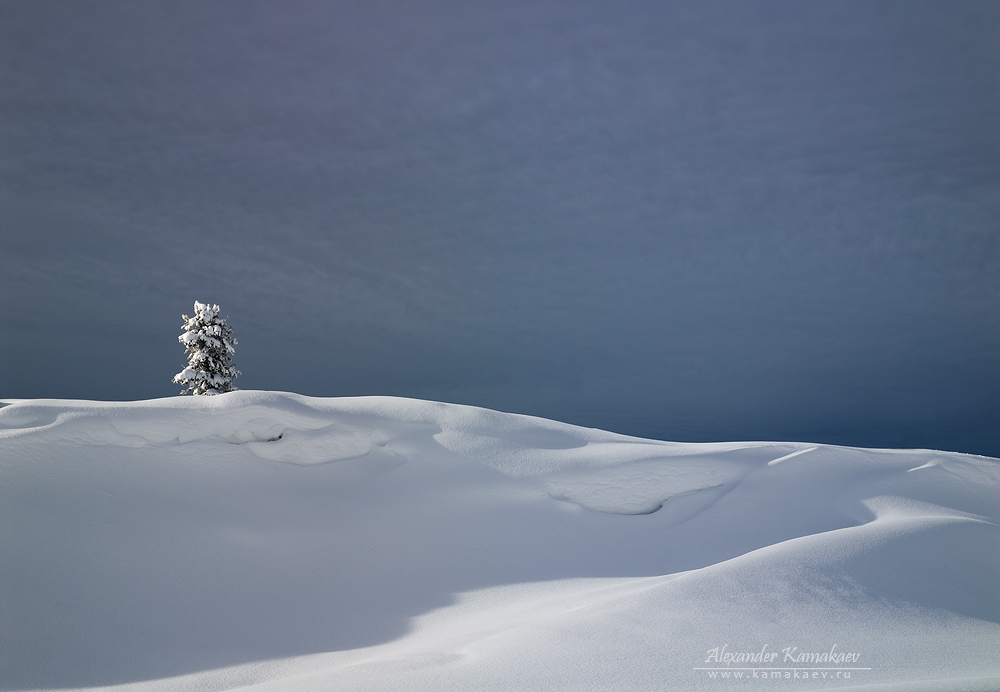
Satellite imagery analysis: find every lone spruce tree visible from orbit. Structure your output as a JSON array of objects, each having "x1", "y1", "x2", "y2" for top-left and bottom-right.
[{"x1": 173, "y1": 301, "x2": 240, "y2": 395}]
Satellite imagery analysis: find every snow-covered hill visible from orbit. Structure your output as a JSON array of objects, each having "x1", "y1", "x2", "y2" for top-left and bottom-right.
[{"x1": 1, "y1": 392, "x2": 998, "y2": 691}]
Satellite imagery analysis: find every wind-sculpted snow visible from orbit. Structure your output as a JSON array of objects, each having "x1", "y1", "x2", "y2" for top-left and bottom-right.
[
  {"x1": 0, "y1": 392, "x2": 997, "y2": 691},
  {"x1": 545, "y1": 456, "x2": 745, "y2": 515}
]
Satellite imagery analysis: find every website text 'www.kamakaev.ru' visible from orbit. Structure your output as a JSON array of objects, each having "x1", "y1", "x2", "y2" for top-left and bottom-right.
[{"x1": 693, "y1": 644, "x2": 870, "y2": 682}]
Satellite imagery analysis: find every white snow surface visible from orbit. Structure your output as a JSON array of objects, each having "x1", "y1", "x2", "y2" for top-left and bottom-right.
[{"x1": 1, "y1": 391, "x2": 998, "y2": 691}]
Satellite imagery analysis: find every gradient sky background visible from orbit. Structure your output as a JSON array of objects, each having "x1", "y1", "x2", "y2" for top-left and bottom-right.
[{"x1": 2, "y1": 1, "x2": 998, "y2": 456}]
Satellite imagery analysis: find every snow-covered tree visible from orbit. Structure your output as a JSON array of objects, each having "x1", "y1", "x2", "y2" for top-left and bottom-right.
[{"x1": 173, "y1": 301, "x2": 240, "y2": 395}]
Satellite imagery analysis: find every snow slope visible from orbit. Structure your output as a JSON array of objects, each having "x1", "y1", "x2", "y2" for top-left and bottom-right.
[{"x1": 1, "y1": 392, "x2": 998, "y2": 691}]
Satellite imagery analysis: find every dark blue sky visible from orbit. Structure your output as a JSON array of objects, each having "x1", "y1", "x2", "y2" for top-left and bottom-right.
[{"x1": 2, "y1": 1, "x2": 998, "y2": 455}]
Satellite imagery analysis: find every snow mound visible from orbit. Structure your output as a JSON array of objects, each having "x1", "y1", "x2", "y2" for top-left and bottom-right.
[
  {"x1": 1, "y1": 392, "x2": 997, "y2": 692},
  {"x1": 545, "y1": 456, "x2": 745, "y2": 515}
]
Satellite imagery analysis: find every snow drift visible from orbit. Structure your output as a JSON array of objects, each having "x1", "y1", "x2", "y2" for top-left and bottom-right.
[{"x1": 1, "y1": 391, "x2": 998, "y2": 691}]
